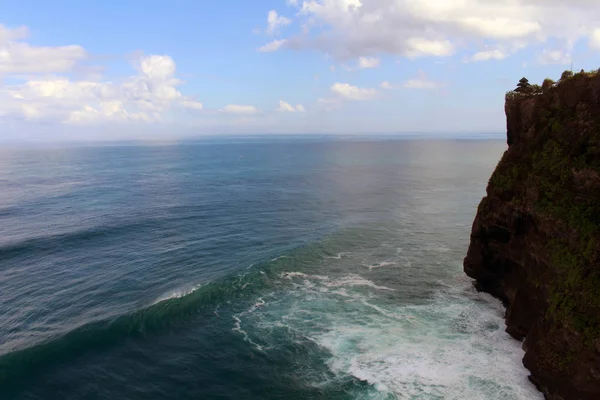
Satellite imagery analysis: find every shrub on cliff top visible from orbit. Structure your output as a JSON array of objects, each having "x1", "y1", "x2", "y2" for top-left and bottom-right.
[
  {"x1": 506, "y1": 90, "x2": 527, "y2": 100},
  {"x1": 560, "y1": 70, "x2": 574, "y2": 80},
  {"x1": 531, "y1": 84, "x2": 542, "y2": 94},
  {"x1": 542, "y1": 78, "x2": 555, "y2": 92}
]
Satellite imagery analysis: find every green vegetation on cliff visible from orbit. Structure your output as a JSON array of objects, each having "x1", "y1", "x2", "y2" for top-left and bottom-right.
[
  {"x1": 505, "y1": 69, "x2": 600, "y2": 101},
  {"x1": 493, "y1": 69, "x2": 600, "y2": 346},
  {"x1": 466, "y1": 68, "x2": 600, "y2": 399}
]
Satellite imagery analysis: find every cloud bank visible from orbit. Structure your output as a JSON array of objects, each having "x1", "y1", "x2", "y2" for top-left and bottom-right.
[
  {"x1": 0, "y1": 25, "x2": 204, "y2": 126},
  {"x1": 260, "y1": 0, "x2": 600, "y2": 62}
]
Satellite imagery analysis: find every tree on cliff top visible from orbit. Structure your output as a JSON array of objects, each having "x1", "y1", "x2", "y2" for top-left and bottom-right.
[
  {"x1": 514, "y1": 77, "x2": 533, "y2": 93},
  {"x1": 542, "y1": 78, "x2": 555, "y2": 92},
  {"x1": 560, "y1": 70, "x2": 574, "y2": 80}
]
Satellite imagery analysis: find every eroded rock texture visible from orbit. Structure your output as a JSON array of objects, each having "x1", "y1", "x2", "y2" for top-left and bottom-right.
[{"x1": 464, "y1": 72, "x2": 600, "y2": 400}]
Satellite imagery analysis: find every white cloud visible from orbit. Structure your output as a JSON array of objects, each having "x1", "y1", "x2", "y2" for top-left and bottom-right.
[
  {"x1": 277, "y1": 100, "x2": 305, "y2": 112},
  {"x1": 266, "y1": 10, "x2": 291, "y2": 35},
  {"x1": 0, "y1": 24, "x2": 86, "y2": 74},
  {"x1": 0, "y1": 52, "x2": 203, "y2": 124},
  {"x1": 0, "y1": 24, "x2": 29, "y2": 42},
  {"x1": 181, "y1": 100, "x2": 204, "y2": 110},
  {"x1": 315, "y1": 82, "x2": 379, "y2": 111},
  {"x1": 589, "y1": 28, "x2": 600, "y2": 50},
  {"x1": 316, "y1": 96, "x2": 342, "y2": 111},
  {"x1": 458, "y1": 17, "x2": 540, "y2": 40},
  {"x1": 139, "y1": 55, "x2": 176, "y2": 79},
  {"x1": 538, "y1": 49, "x2": 571, "y2": 65},
  {"x1": 403, "y1": 71, "x2": 443, "y2": 90},
  {"x1": 330, "y1": 82, "x2": 378, "y2": 100},
  {"x1": 464, "y1": 49, "x2": 506, "y2": 63},
  {"x1": 221, "y1": 104, "x2": 260, "y2": 115},
  {"x1": 277, "y1": 100, "x2": 295, "y2": 112},
  {"x1": 357, "y1": 56, "x2": 380, "y2": 69},
  {"x1": 274, "y1": 0, "x2": 600, "y2": 60},
  {"x1": 258, "y1": 39, "x2": 287, "y2": 52},
  {"x1": 66, "y1": 101, "x2": 154, "y2": 124},
  {"x1": 404, "y1": 38, "x2": 454, "y2": 58},
  {"x1": 380, "y1": 81, "x2": 393, "y2": 90},
  {"x1": 0, "y1": 26, "x2": 205, "y2": 126}
]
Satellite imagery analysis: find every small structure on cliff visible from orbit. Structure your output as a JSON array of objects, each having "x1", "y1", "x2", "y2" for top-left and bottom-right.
[{"x1": 514, "y1": 77, "x2": 533, "y2": 93}]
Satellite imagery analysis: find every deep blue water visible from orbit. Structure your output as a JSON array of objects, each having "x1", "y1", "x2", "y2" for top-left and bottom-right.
[{"x1": 0, "y1": 137, "x2": 542, "y2": 399}]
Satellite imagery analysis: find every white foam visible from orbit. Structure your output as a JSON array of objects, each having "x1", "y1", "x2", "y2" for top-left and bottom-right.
[
  {"x1": 232, "y1": 315, "x2": 264, "y2": 351},
  {"x1": 280, "y1": 272, "x2": 394, "y2": 291},
  {"x1": 231, "y1": 298, "x2": 269, "y2": 351},
  {"x1": 365, "y1": 261, "x2": 397, "y2": 271},
  {"x1": 280, "y1": 271, "x2": 329, "y2": 281},
  {"x1": 152, "y1": 283, "x2": 202, "y2": 305},
  {"x1": 323, "y1": 275, "x2": 395, "y2": 291},
  {"x1": 236, "y1": 272, "x2": 542, "y2": 399},
  {"x1": 436, "y1": 245, "x2": 450, "y2": 253},
  {"x1": 325, "y1": 252, "x2": 349, "y2": 259},
  {"x1": 312, "y1": 287, "x2": 542, "y2": 399}
]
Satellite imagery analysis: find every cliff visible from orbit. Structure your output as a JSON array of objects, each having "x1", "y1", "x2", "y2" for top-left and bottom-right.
[{"x1": 464, "y1": 71, "x2": 600, "y2": 400}]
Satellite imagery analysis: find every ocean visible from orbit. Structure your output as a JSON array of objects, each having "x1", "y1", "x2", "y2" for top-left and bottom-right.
[{"x1": 0, "y1": 136, "x2": 543, "y2": 399}]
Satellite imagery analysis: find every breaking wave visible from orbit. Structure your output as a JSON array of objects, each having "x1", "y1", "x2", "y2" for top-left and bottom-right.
[
  {"x1": 0, "y1": 240, "x2": 542, "y2": 399},
  {"x1": 230, "y1": 271, "x2": 543, "y2": 399}
]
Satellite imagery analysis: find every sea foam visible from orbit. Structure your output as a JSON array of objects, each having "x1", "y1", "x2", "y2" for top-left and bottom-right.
[{"x1": 234, "y1": 271, "x2": 542, "y2": 400}]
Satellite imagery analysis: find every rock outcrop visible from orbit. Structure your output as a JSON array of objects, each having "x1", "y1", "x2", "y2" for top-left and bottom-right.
[{"x1": 464, "y1": 71, "x2": 600, "y2": 400}]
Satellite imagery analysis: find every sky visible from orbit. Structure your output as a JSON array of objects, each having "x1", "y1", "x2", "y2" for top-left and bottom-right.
[{"x1": 1, "y1": 0, "x2": 600, "y2": 141}]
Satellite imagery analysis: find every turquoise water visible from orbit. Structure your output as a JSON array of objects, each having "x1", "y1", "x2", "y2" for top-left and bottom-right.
[{"x1": 0, "y1": 136, "x2": 542, "y2": 399}]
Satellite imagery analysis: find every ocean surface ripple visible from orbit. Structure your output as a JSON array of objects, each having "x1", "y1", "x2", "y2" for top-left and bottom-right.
[{"x1": 0, "y1": 137, "x2": 542, "y2": 399}]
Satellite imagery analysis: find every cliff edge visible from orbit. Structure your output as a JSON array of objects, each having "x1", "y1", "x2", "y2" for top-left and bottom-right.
[{"x1": 464, "y1": 71, "x2": 600, "y2": 400}]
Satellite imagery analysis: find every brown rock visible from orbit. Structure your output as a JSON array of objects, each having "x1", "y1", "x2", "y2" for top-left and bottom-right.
[{"x1": 464, "y1": 72, "x2": 600, "y2": 399}]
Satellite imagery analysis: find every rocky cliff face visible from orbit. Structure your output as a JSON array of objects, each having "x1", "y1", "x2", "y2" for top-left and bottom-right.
[{"x1": 464, "y1": 71, "x2": 600, "y2": 400}]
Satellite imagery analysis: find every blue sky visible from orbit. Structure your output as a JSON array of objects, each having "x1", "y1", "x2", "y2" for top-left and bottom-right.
[{"x1": 1, "y1": 0, "x2": 600, "y2": 140}]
